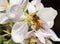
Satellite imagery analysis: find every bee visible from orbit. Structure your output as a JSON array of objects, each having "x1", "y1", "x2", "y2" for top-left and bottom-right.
[
  {"x1": 27, "y1": 12, "x2": 43, "y2": 31},
  {"x1": 32, "y1": 14, "x2": 43, "y2": 30}
]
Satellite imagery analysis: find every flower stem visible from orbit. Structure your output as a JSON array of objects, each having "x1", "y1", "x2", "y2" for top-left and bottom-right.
[{"x1": 3, "y1": 30, "x2": 11, "y2": 35}]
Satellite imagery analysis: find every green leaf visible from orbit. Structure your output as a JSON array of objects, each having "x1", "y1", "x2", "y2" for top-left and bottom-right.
[
  {"x1": 0, "y1": 36, "x2": 6, "y2": 44},
  {"x1": 7, "y1": 22, "x2": 14, "y2": 28},
  {"x1": 8, "y1": 39, "x2": 19, "y2": 44},
  {"x1": 3, "y1": 41, "x2": 8, "y2": 44},
  {"x1": 8, "y1": 39, "x2": 15, "y2": 44},
  {"x1": 2, "y1": 39, "x2": 15, "y2": 44}
]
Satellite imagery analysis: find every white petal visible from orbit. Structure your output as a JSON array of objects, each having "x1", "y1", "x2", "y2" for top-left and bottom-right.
[
  {"x1": 20, "y1": 41, "x2": 25, "y2": 44},
  {"x1": 31, "y1": 0, "x2": 41, "y2": 5},
  {"x1": 40, "y1": 29, "x2": 52, "y2": 37},
  {"x1": 6, "y1": 5, "x2": 24, "y2": 22},
  {"x1": 32, "y1": 26, "x2": 51, "y2": 37},
  {"x1": 7, "y1": 5, "x2": 22, "y2": 14},
  {"x1": 0, "y1": 0, "x2": 7, "y2": 6},
  {"x1": 43, "y1": 23, "x2": 60, "y2": 41},
  {"x1": 0, "y1": 7, "x2": 5, "y2": 11},
  {"x1": 46, "y1": 39, "x2": 52, "y2": 44},
  {"x1": 37, "y1": 7, "x2": 57, "y2": 28},
  {"x1": 10, "y1": 0, "x2": 23, "y2": 6},
  {"x1": 31, "y1": 0, "x2": 44, "y2": 11},
  {"x1": 25, "y1": 30, "x2": 34, "y2": 38},
  {"x1": 50, "y1": 29, "x2": 60, "y2": 41},
  {"x1": 0, "y1": 13, "x2": 8, "y2": 24},
  {"x1": 34, "y1": 30, "x2": 45, "y2": 44},
  {"x1": 31, "y1": 0, "x2": 37, "y2": 5},
  {"x1": 21, "y1": 0, "x2": 29, "y2": 7},
  {"x1": 7, "y1": 13, "x2": 16, "y2": 19},
  {"x1": 27, "y1": 2, "x2": 36, "y2": 13},
  {"x1": 36, "y1": 3, "x2": 44, "y2": 11},
  {"x1": 36, "y1": 29, "x2": 51, "y2": 37},
  {"x1": 11, "y1": 22, "x2": 28, "y2": 43},
  {"x1": 47, "y1": 21, "x2": 54, "y2": 28}
]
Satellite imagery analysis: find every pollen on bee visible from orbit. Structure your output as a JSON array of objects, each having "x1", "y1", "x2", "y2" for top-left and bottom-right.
[
  {"x1": 33, "y1": 20, "x2": 41, "y2": 30},
  {"x1": 32, "y1": 14, "x2": 43, "y2": 30},
  {"x1": 27, "y1": 12, "x2": 43, "y2": 30}
]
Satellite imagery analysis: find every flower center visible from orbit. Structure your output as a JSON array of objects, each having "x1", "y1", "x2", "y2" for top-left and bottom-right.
[
  {"x1": 27, "y1": 12, "x2": 43, "y2": 30},
  {"x1": 2, "y1": 1, "x2": 9, "y2": 9},
  {"x1": 23, "y1": 8, "x2": 43, "y2": 30}
]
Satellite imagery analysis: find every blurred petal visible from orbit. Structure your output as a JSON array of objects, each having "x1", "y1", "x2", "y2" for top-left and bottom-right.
[
  {"x1": 34, "y1": 30, "x2": 45, "y2": 44},
  {"x1": 20, "y1": 41, "x2": 25, "y2": 44},
  {"x1": 27, "y1": 2, "x2": 36, "y2": 13},
  {"x1": 7, "y1": 5, "x2": 22, "y2": 14},
  {"x1": 31, "y1": 0, "x2": 37, "y2": 6},
  {"x1": 0, "y1": 13, "x2": 8, "y2": 24},
  {"x1": 50, "y1": 29, "x2": 60, "y2": 41},
  {"x1": 37, "y1": 7, "x2": 57, "y2": 28},
  {"x1": 11, "y1": 22, "x2": 28, "y2": 43},
  {"x1": 40, "y1": 29, "x2": 52, "y2": 37},
  {"x1": 36, "y1": 3, "x2": 44, "y2": 11},
  {"x1": 21, "y1": 0, "x2": 29, "y2": 8},
  {"x1": 25, "y1": 30, "x2": 34, "y2": 38},
  {"x1": 10, "y1": 0, "x2": 23, "y2": 6},
  {"x1": 6, "y1": 5, "x2": 24, "y2": 22},
  {"x1": 0, "y1": 0, "x2": 6, "y2": 6},
  {"x1": 31, "y1": 0, "x2": 44, "y2": 10},
  {"x1": 31, "y1": 0, "x2": 41, "y2": 5},
  {"x1": 43, "y1": 23, "x2": 60, "y2": 41},
  {"x1": 0, "y1": 7, "x2": 5, "y2": 11},
  {"x1": 31, "y1": 0, "x2": 44, "y2": 11},
  {"x1": 46, "y1": 39, "x2": 52, "y2": 44},
  {"x1": 0, "y1": 0, "x2": 8, "y2": 11}
]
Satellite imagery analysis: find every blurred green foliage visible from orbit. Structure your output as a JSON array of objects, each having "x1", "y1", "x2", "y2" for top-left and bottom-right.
[{"x1": 0, "y1": 22, "x2": 19, "y2": 44}]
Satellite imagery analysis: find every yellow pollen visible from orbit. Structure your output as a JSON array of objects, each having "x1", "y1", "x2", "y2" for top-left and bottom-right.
[
  {"x1": 30, "y1": 37, "x2": 38, "y2": 44},
  {"x1": 26, "y1": 12, "x2": 37, "y2": 22},
  {"x1": 27, "y1": 15, "x2": 33, "y2": 22},
  {"x1": 2, "y1": 2, "x2": 9, "y2": 9}
]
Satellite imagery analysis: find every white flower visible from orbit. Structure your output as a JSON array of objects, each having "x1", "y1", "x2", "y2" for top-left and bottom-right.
[
  {"x1": 0, "y1": 0, "x2": 9, "y2": 11},
  {"x1": 11, "y1": 0, "x2": 60, "y2": 44},
  {"x1": 0, "y1": 0, "x2": 60, "y2": 44},
  {"x1": 0, "y1": 0, "x2": 28, "y2": 10},
  {"x1": 0, "y1": 0, "x2": 28, "y2": 24},
  {"x1": 26, "y1": 0, "x2": 60, "y2": 44},
  {"x1": 27, "y1": 0, "x2": 57, "y2": 28},
  {"x1": 0, "y1": 0, "x2": 23, "y2": 11}
]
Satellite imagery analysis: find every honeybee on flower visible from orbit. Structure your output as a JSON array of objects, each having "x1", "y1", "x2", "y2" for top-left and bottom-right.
[{"x1": 0, "y1": 0, "x2": 60, "y2": 44}]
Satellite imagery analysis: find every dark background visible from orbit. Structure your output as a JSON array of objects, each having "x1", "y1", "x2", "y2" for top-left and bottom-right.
[{"x1": 30, "y1": 0, "x2": 60, "y2": 44}]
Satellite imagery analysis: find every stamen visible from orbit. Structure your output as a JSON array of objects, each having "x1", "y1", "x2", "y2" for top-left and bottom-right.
[
  {"x1": 2, "y1": 1, "x2": 9, "y2": 9},
  {"x1": 27, "y1": 15, "x2": 33, "y2": 22},
  {"x1": 30, "y1": 36, "x2": 38, "y2": 44}
]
